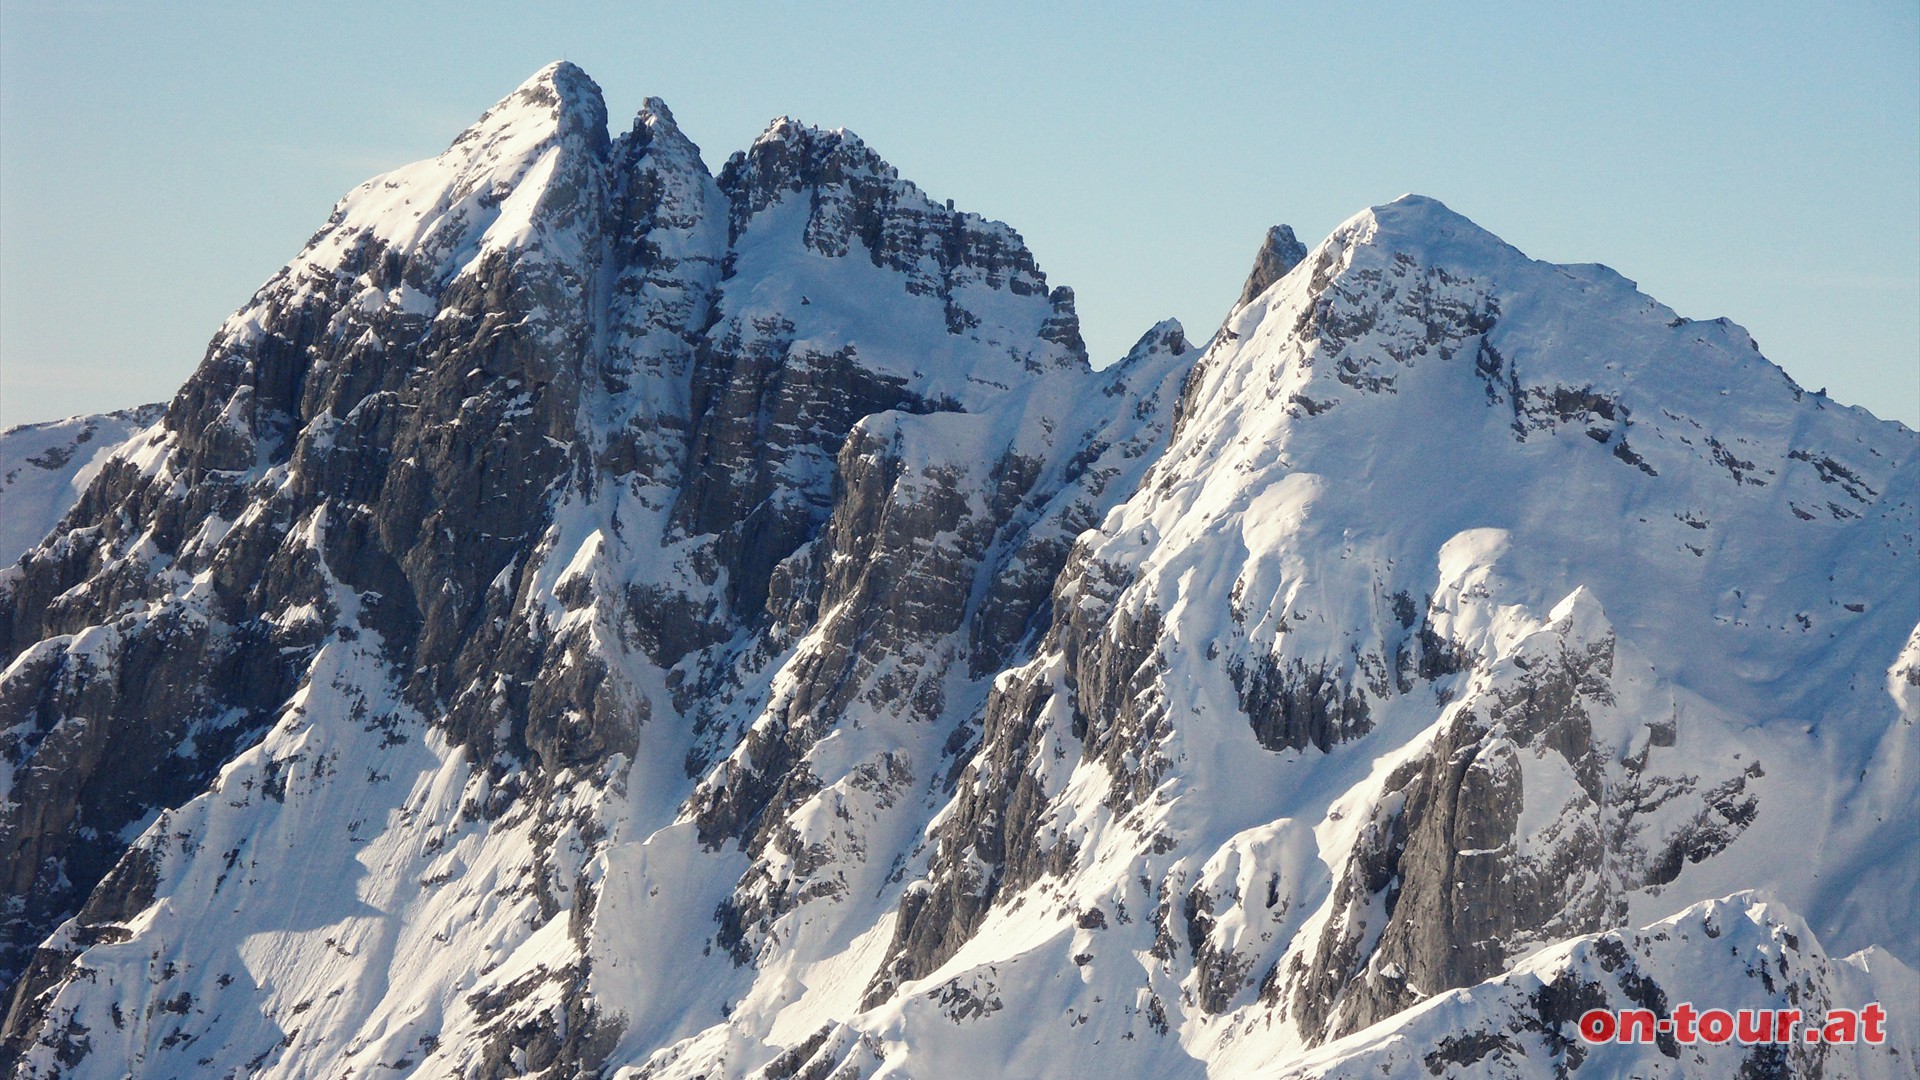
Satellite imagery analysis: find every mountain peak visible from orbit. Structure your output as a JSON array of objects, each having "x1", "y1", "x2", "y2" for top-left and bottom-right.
[
  {"x1": 1369, "y1": 192, "x2": 1474, "y2": 226},
  {"x1": 451, "y1": 60, "x2": 610, "y2": 160},
  {"x1": 1126, "y1": 317, "x2": 1191, "y2": 360},
  {"x1": 1333, "y1": 193, "x2": 1526, "y2": 268},
  {"x1": 639, "y1": 94, "x2": 676, "y2": 125},
  {"x1": 1236, "y1": 224, "x2": 1308, "y2": 307},
  {"x1": 721, "y1": 117, "x2": 895, "y2": 216},
  {"x1": 620, "y1": 94, "x2": 702, "y2": 163},
  {"x1": 748, "y1": 115, "x2": 868, "y2": 156}
]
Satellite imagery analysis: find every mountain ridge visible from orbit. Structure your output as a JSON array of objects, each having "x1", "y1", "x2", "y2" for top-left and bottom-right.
[{"x1": 2, "y1": 63, "x2": 1914, "y2": 1080}]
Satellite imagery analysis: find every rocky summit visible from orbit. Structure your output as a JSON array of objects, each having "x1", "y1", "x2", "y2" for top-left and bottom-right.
[{"x1": 1, "y1": 63, "x2": 1915, "y2": 1079}]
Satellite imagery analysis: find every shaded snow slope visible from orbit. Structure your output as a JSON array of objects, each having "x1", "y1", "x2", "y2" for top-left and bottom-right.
[
  {"x1": 0, "y1": 406, "x2": 164, "y2": 567},
  {"x1": 1, "y1": 65, "x2": 1914, "y2": 1080}
]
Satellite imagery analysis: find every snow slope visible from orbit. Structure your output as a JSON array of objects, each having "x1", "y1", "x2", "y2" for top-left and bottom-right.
[
  {"x1": 1, "y1": 65, "x2": 1914, "y2": 1080},
  {"x1": 0, "y1": 405, "x2": 163, "y2": 567}
]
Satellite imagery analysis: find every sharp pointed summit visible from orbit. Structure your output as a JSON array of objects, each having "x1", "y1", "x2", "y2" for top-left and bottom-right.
[
  {"x1": 1236, "y1": 223, "x2": 1309, "y2": 307},
  {"x1": 450, "y1": 59, "x2": 611, "y2": 160}
]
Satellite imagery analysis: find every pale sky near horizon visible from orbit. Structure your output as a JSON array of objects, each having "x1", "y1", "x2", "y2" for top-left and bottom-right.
[{"x1": 2, "y1": 1, "x2": 1916, "y2": 428}]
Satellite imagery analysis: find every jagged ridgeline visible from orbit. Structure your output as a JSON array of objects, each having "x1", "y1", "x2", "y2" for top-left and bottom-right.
[{"x1": 1, "y1": 62, "x2": 1915, "y2": 1079}]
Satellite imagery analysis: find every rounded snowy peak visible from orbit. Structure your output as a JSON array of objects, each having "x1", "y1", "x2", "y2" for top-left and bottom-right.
[{"x1": 1327, "y1": 194, "x2": 1534, "y2": 269}]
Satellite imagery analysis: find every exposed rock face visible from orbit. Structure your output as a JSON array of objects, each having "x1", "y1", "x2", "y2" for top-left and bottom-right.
[
  {"x1": 1278, "y1": 589, "x2": 1767, "y2": 1040},
  {"x1": 1267, "y1": 894, "x2": 1917, "y2": 1080},
  {"x1": 1236, "y1": 224, "x2": 1308, "y2": 308},
  {"x1": 2, "y1": 66, "x2": 1917, "y2": 1080},
  {"x1": 0, "y1": 60, "x2": 1084, "y2": 1071}
]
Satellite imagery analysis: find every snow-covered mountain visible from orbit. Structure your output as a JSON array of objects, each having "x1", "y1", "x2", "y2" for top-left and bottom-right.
[{"x1": 2, "y1": 63, "x2": 1914, "y2": 1079}]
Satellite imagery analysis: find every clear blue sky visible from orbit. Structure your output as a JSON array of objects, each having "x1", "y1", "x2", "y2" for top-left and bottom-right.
[{"x1": 3, "y1": 1, "x2": 1916, "y2": 427}]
